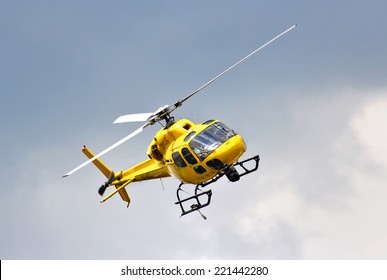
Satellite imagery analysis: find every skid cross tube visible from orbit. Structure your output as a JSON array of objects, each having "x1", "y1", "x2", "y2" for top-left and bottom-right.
[
  {"x1": 175, "y1": 154, "x2": 260, "y2": 217},
  {"x1": 234, "y1": 155, "x2": 260, "y2": 177},
  {"x1": 175, "y1": 183, "x2": 212, "y2": 217}
]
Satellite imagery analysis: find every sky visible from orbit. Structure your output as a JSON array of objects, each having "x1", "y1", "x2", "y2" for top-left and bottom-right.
[{"x1": 1, "y1": 0, "x2": 387, "y2": 259}]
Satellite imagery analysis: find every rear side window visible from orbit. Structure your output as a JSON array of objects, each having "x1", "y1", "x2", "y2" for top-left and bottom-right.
[
  {"x1": 172, "y1": 152, "x2": 187, "y2": 168},
  {"x1": 194, "y1": 165, "x2": 207, "y2": 174}
]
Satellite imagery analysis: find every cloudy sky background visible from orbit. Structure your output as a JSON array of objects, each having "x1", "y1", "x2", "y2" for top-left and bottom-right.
[{"x1": 1, "y1": 1, "x2": 387, "y2": 259}]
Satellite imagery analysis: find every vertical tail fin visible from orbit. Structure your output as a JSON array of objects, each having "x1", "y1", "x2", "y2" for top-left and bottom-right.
[{"x1": 82, "y1": 145, "x2": 113, "y2": 179}]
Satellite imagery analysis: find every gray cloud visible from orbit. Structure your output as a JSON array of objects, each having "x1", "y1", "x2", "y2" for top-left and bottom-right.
[{"x1": 1, "y1": 1, "x2": 387, "y2": 260}]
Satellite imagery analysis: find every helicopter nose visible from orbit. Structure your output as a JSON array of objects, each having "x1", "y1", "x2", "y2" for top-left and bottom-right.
[
  {"x1": 231, "y1": 135, "x2": 247, "y2": 156},
  {"x1": 220, "y1": 135, "x2": 247, "y2": 164}
]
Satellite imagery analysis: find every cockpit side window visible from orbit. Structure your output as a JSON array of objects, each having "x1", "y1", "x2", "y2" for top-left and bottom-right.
[
  {"x1": 181, "y1": 147, "x2": 198, "y2": 165},
  {"x1": 172, "y1": 152, "x2": 187, "y2": 168}
]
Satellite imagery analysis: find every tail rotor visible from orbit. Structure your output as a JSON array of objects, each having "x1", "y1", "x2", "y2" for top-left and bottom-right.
[{"x1": 98, "y1": 172, "x2": 115, "y2": 196}]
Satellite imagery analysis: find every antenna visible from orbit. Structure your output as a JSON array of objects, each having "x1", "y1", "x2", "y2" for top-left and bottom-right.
[
  {"x1": 160, "y1": 178, "x2": 165, "y2": 191},
  {"x1": 197, "y1": 209, "x2": 207, "y2": 220}
]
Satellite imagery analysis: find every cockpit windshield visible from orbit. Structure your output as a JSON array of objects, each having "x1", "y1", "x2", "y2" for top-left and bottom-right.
[{"x1": 189, "y1": 122, "x2": 236, "y2": 161}]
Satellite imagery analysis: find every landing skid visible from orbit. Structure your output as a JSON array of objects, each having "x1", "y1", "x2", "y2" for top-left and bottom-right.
[
  {"x1": 175, "y1": 183, "x2": 212, "y2": 218},
  {"x1": 175, "y1": 155, "x2": 260, "y2": 218},
  {"x1": 233, "y1": 154, "x2": 260, "y2": 177}
]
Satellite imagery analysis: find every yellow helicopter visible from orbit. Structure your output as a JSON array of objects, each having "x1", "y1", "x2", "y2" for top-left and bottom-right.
[{"x1": 64, "y1": 25, "x2": 296, "y2": 218}]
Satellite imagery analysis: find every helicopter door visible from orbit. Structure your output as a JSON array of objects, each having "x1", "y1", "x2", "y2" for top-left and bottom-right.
[
  {"x1": 181, "y1": 147, "x2": 198, "y2": 165},
  {"x1": 172, "y1": 152, "x2": 187, "y2": 168},
  {"x1": 181, "y1": 147, "x2": 208, "y2": 175}
]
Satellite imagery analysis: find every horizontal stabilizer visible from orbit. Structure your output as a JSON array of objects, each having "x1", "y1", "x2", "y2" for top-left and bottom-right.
[{"x1": 101, "y1": 179, "x2": 133, "y2": 207}]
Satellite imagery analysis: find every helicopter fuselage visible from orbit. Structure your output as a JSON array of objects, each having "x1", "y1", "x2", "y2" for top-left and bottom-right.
[
  {"x1": 63, "y1": 25, "x2": 296, "y2": 213},
  {"x1": 147, "y1": 119, "x2": 246, "y2": 185}
]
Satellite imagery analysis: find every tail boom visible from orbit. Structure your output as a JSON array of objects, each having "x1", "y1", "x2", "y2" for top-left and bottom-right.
[{"x1": 81, "y1": 145, "x2": 170, "y2": 208}]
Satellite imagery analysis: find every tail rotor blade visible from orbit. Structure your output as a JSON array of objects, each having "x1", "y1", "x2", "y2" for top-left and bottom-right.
[
  {"x1": 98, "y1": 172, "x2": 115, "y2": 196},
  {"x1": 98, "y1": 185, "x2": 108, "y2": 196},
  {"x1": 107, "y1": 171, "x2": 115, "y2": 184}
]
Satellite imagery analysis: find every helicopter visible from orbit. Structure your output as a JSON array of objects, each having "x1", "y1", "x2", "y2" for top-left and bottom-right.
[{"x1": 64, "y1": 25, "x2": 296, "y2": 218}]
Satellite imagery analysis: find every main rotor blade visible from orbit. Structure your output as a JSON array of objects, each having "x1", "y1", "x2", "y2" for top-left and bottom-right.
[
  {"x1": 113, "y1": 105, "x2": 169, "y2": 124},
  {"x1": 170, "y1": 24, "x2": 297, "y2": 111},
  {"x1": 113, "y1": 112, "x2": 154, "y2": 123},
  {"x1": 63, "y1": 124, "x2": 148, "y2": 177}
]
